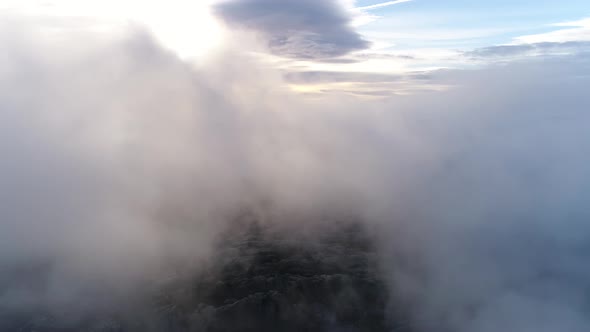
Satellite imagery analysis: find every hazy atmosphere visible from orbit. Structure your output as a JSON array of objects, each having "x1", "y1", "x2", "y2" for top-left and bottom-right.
[{"x1": 1, "y1": 1, "x2": 590, "y2": 331}]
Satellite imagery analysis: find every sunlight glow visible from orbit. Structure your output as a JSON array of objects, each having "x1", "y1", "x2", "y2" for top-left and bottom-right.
[{"x1": 1, "y1": 0, "x2": 225, "y2": 59}]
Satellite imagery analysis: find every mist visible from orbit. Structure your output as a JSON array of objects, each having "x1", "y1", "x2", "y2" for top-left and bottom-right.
[{"x1": 1, "y1": 13, "x2": 590, "y2": 332}]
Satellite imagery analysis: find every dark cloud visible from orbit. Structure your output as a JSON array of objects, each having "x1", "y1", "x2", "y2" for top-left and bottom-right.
[
  {"x1": 214, "y1": 0, "x2": 370, "y2": 59},
  {"x1": 465, "y1": 41, "x2": 590, "y2": 59}
]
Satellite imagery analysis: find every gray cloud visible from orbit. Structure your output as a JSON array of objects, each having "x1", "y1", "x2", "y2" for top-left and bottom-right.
[
  {"x1": 373, "y1": 55, "x2": 590, "y2": 331},
  {"x1": 284, "y1": 71, "x2": 422, "y2": 84},
  {"x1": 354, "y1": 52, "x2": 417, "y2": 60},
  {"x1": 213, "y1": 0, "x2": 369, "y2": 59},
  {"x1": 465, "y1": 41, "x2": 590, "y2": 59},
  {"x1": 304, "y1": 53, "x2": 418, "y2": 64}
]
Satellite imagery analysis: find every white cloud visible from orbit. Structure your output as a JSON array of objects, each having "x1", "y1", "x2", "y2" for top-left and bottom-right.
[
  {"x1": 2, "y1": 11, "x2": 590, "y2": 331},
  {"x1": 514, "y1": 17, "x2": 590, "y2": 44},
  {"x1": 356, "y1": 0, "x2": 414, "y2": 11}
]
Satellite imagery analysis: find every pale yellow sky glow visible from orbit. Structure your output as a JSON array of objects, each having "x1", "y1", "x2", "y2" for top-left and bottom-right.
[{"x1": 1, "y1": 0, "x2": 225, "y2": 59}]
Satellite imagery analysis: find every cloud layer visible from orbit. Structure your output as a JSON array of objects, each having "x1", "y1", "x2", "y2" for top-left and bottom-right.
[{"x1": 1, "y1": 11, "x2": 590, "y2": 332}]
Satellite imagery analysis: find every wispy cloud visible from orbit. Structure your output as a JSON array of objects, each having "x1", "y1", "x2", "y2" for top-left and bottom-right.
[
  {"x1": 356, "y1": 0, "x2": 413, "y2": 11},
  {"x1": 514, "y1": 17, "x2": 590, "y2": 44},
  {"x1": 465, "y1": 41, "x2": 590, "y2": 60}
]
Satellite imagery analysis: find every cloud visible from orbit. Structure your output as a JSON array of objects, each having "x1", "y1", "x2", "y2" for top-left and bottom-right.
[
  {"x1": 354, "y1": 52, "x2": 417, "y2": 60},
  {"x1": 515, "y1": 17, "x2": 590, "y2": 44},
  {"x1": 308, "y1": 52, "x2": 417, "y2": 64},
  {"x1": 284, "y1": 70, "x2": 438, "y2": 96},
  {"x1": 465, "y1": 41, "x2": 590, "y2": 59},
  {"x1": 372, "y1": 55, "x2": 590, "y2": 331},
  {"x1": 284, "y1": 70, "x2": 429, "y2": 84},
  {"x1": 356, "y1": 0, "x2": 414, "y2": 11},
  {"x1": 0, "y1": 20, "x2": 284, "y2": 320},
  {"x1": 2, "y1": 11, "x2": 590, "y2": 332},
  {"x1": 213, "y1": 0, "x2": 369, "y2": 59}
]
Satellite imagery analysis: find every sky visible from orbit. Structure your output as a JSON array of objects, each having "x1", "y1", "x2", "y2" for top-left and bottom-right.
[
  {"x1": 2, "y1": 0, "x2": 589, "y2": 96},
  {"x1": 301, "y1": 0, "x2": 590, "y2": 95},
  {"x1": 218, "y1": 0, "x2": 589, "y2": 95},
  {"x1": 357, "y1": 0, "x2": 590, "y2": 53}
]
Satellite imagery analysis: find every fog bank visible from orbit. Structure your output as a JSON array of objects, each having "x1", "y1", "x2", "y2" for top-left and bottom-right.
[{"x1": 1, "y1": 18, "x2": 590, "y2": 331}]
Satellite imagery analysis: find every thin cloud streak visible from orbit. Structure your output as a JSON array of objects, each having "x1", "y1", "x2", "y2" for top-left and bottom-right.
[{"x1": 356, "y1": 0, "x2": 413, "y2": 11}]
